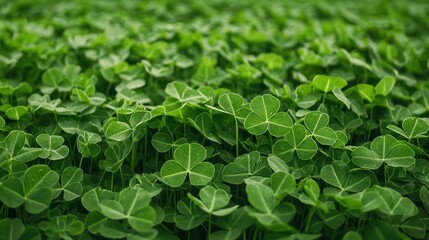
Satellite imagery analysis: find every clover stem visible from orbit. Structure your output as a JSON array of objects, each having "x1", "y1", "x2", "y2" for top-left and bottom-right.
[
  {"x1": 235, "y1": 117, "x2": 239, "y2": 157},
  {"x1": 208, "y1": 214, "x2": 212, "y2": 240},
  {"x1": 304, "y1": 207, "x2": 316, "y2": 232},
  {"x1": 367, "y1": 104, "x2": 373, "y2": 142},
  {"x1": 384, "y1": 164, "x2": 387, "y2": 183},
  {"x1": 252, "y1": 228, "x2": 259, "y2": 240},
  {"x1": 110, "y1": 172, "x2": 114, "y2": 191},
  {"x1": 79, "y1": 154, "x2": 84, "y2": 169},
  {"x1": 174, "y1": 190, "x2": 177, "y2": 208},
  {"x1": 106, "y1": 82, "x2": 112, "y2": 95},
  {"x1": 155, "y1": 151, "x2": 159, "y2": 170},
  {"x1": 89, "y1": 155, "x2": 94, "y2": 175},
  {"x1": 97, "y1": 171, "x2": 106, "y2": 186},
  {"x1": 131, "y1": 141, "x2": 137, "y2": 173},
  {"x1": 120, "y1": 168, "x2": 124, "y2": 188},
  {"x1": 60, "y1": 155, "x2": 66, "y2": 171},
  {"x1": 0, "y1": 205, "x2": 4, "y2": 217},
  {"x1": 322, "y1": 92, "x2": 327, "y2": 105},
  {"x1": 144, "y1": 127, "x2": 148, "y2": 170},
  {"x1": 184, "y1": 123, "x2": 187, "y2": 136}
]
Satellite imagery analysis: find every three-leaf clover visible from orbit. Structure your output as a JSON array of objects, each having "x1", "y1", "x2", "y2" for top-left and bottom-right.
[
  {"x1": 1, "y1": 130, "x2": 42, "y2": 164},
  {"x1": 221, "y1": 151, "x2": 270, "y2": 184},
  {"x1": 272, "y1": 124, "x2": 318, "y2": 161},
  {"x1": 36, "y1": 133, "x2": 69, "y2": 160},
  {"x1": 321, "y1": 161, "x2": 371, "y2": 194},
  {"x1": 0, "y1": 165, "x2": 59, "y2": 214},
  {"x1": 0, "y1": 218, "x2": 25, "y2": 240},
  {"x1": 188, "y1": 112, "x2": 221, "y2": 143},
  {"x1": 77, "y1": 131, "x2": 102, "y2": 157},
  {"x1": 244, "y1": 94, "x2": 293, "y2": 137},
  {"x1": 160, "y1": 143, "x2": 215, "y2": 187},
  {"x1": 244, "y1": 179, "x2": 296, "y2": 232},
  {"x1": 297, "y1": 178, "x2": 328, "y2": 212},
  {"x1": 352, "y1": 134, "x2": 415, "y2": 169},
  {"x1": 304, "y1": 111, "x2": 338, "y2": 145},
  {"x1": 187, "y1": 186, "x2": 238, "y2": 216},
  {"x1": 99, "y1": 187, "x2": 156, "y2": 232},
  {"x1": 312, "y1": 75, "x2": 347, "y2": 93},
  {"x1": 387, "y1": 117, "x2": 429, "y2": 140},
  {"x1": 39, "y1": 214, "x2": 84, "y2": 239},
  {"x1": 103, "y1": 119, "x2": 132, "y2": 142},
  {"x1": 174, "y1": 198, "x2": 207, "y2": 231},
  {"x1": 60, "y1": 167, "x2": 84, "y2": 201},
  {"x1": 361, "y1": 186, "x2": 417, "y2": 218}
]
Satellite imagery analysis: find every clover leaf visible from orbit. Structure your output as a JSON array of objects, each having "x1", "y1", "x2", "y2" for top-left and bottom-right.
[
  {"x1": 188, "y1": 186, "x2": 238, "y2": 216},
  {"x1": 36, "y1": 133, "x2": 69, "y2": 160},
  {"x1": 5, "y1": 106, "x2": 28, "y2": 121},
  {"x1": 221, "y1": 151, "x2": 270, "y2": 184},
  {"x1": 82, "y1": 188, "x2": 114, "y2": 213},
  {"x1": 0, "y1": 219, "x2": 25, "y2": 240},
  {"x1": 362, "y1": 186, "x2": 417, "y2": 218},
  {"x1": 188, "y1": 112, "x2": 221, "y2": 144},
  {"x1": 244, "y1": 179, "x2": 296, "y2": 232},
  {"x1": 0, "y1": 165, "x2": 59, "y2": 214},
  {"x1": 174, "y1": 198, "x2": 207, "y2": 231},
  {"x1": 103, "y1": 120, "x2": 132, "y2": 142},
  {"x1": 244, "y1": 94, "x2": 293, "y2": 137},
  {"x1": 321, "y1": 161, "x2": 371, "y2": 193},
  {"x1": 352, "y1": 134, "x2": 415, "y2": 169},
  {"x1": 61, "y1": 167, "x2": 83, "y2": 201},
  {"x1": 375, "y1": 76, "x2": 395, "y2": 96},
  {"x1": 272, "y1": 124, "x2": 318, "y2": 161},
  {"x1": 77, "y1": 131, "x2": 102, "y2": 158},
  {"x1": 304, "y1": 111, "x2": 338, "y2": 145},
  {"x1": 99, "y1": 187, "x2": 156, "y2": 233},
  {"x1": 39, "y1": 214, "x2": 84, "y2": 239},
  {"x1": 388, "y1": 117, "x2": 429, "y2": 140},
  {"x1": 312, "y1": 75, "x2": 347, "y2": 93},
  {"x1": 217, "y1": 92, "x2": 245, "y2": 117},
  {"x1": 160, "y1": 143, "x2": 215, "y2": 187}
]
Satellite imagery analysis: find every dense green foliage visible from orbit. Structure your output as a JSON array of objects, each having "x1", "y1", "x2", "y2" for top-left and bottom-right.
[{"x1": 1, "y1": 0, "x2": 429, "y2": 239}]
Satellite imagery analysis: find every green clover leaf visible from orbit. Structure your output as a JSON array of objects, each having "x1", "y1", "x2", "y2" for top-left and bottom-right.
[
  {"x1": 304, "y1": 111, "x2": 337, "y2": 145},
  {"x1": 272, "y1": 124, "x2": 318, "y2": 161},
  {"x1": 160, "y1": 143, "x2": 214, "y2": 187},
  {"x1": 352, "y1": 134, "x2": 415, "y2": 169},
  {"x1": 244, "y1": 94, "x2": 293, "y2": 136},
  {"x1": 221, "y1": 151, "x2": 270, "y2": 184},
  {"x1": 188, "y1": 186, "x2": 238, "y2": 216},
  {"x1": 36, "y1": 133, "x2": 69, "y2": 160}
]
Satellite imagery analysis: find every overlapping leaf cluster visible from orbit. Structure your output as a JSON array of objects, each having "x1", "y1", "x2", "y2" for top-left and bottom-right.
[{"x1": 1, "y1": 0, "x2": 429, "y2": 239}]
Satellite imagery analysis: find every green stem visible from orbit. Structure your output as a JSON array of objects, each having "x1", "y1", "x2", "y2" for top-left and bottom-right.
[
  {"x1": 208, "y1": 214, "x2": 212, "y2": 240},
  {"x1": 98, "y1": 171, "x2": 106, "y2": 186},
  {"x1": 384, "y1": 164, "x2": 388, "y2": 184},
  {"x1": 235, "y1": 117, "x2": 239, "y2": 157},
  {"x1": 120, "y1": 168, "x2": 124, "y2": 188},
  {"x1": 304, "y1": 207, "x2": 316, "y2": 232},
  {"x1": 131, "y1": 141, "x2": 137, "y2": 173},
  {"x1": 144, "y1": 127, "x2": 148, "y2": 172},
  {"x1": 367, "y1": 104, "x2": 373, "y2": 142},
  {"x1": 110, "y1": 172, "x2": 115, "y2": 191},
  {"x1": 252, "y1": 228, "x2": 259, "y2": 240},
  {"x1": 79, "y1": 155, "x2": 84, "y2": 169},
  {"x1": 155, "y1": 151, "x2": 159, "y2": 170}
]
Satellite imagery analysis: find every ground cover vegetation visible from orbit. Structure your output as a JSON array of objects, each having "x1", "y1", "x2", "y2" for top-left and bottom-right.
[{"x1": 1, "y1": 0, "x2": 429, "y2": 239}]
